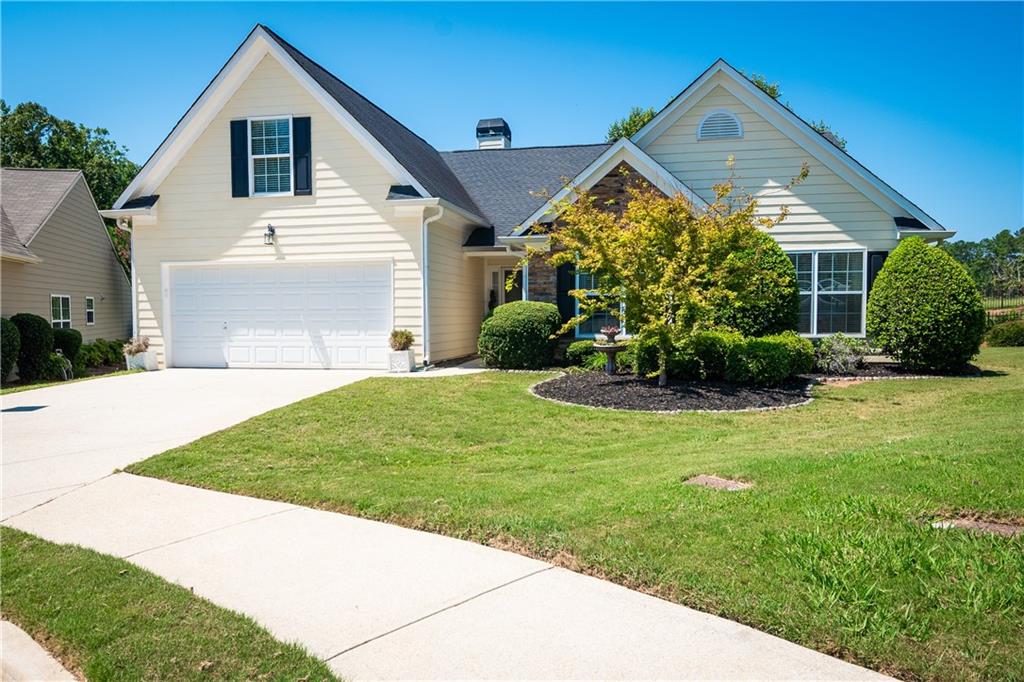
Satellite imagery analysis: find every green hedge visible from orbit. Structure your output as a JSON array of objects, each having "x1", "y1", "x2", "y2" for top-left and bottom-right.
[
  {"x1": 10, "y1": 313, "x2": 53, "y2": 382},
  {"x1": 478, "y1": 301, "x2": 562, "y2": 369},
  {"x1": 1, "y1": 317, "x2": 20, "y2": 383},
  {"x1": 79, "y1": 338, "x2": 126, "y2": 367},
  {"x1": 565, "y1": 340, "x2": 596, "y2": 366},
  {"x1": 724, "y1": 336, "x2": 793, "y2": 386},
  {"x1": 53, "y1": 328, "x2": 83, "y2": 364},
  {"x1": 867, "y1": 237, "x2": 985, "y2": 371},
  {"x1": 986, "y1": 319, "x2": 1024, "y2": 347}
]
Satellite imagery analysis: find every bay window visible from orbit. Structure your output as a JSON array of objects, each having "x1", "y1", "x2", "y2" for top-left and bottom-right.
[{"x1": 786, "y1": 250, "x2": 866, "y2": 336}]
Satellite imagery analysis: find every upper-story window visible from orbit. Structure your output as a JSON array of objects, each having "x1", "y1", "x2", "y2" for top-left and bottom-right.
[
  {"x1": 249, "y1": 117, "x2": 292, "y2": 195},
  {"x1": 697, "y1": 110, "x2": 743, "y2": 141}
]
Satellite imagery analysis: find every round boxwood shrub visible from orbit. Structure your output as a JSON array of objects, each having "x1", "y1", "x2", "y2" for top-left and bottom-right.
[
  {"x1": 710, "y1": 232, "x2": 799, "y2": 336},
  {"x1": 1, "y1": 317, "x2": 21, "y2": 383},
  {"x1": 766, "y1": 330, "x2": 814, "y2": 376},
  {"x1": 986, "y1": 319, "x2": 1024, "y2": 347},
  {"x1": 689, "y1": 328, "x2": 743, "y2": 380},
  {"x1": 724, "y1": 336, "x2": 792, "y2": 386},
  {"x1": 10, "y1": 313, "x2": 53, "y2": 382},
  {"x1": 53, "y1": 327, "x2": 83, "y2": 364},
  {"x1": 477, "y1": 301, "x2": 562, "y2": 369},
  {"x1": 867, "y1": 237, "x2": 985, "y2": 371}
]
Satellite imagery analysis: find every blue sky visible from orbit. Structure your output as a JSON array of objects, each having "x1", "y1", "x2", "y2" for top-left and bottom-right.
[{"x1": 2, "y1": 2, "x2": 1021, "y2": 241}]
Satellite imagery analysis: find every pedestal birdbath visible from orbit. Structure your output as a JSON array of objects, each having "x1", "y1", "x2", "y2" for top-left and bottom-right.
[{"x1": 593, "y1": 343, "x2": 626, "y2": 375}]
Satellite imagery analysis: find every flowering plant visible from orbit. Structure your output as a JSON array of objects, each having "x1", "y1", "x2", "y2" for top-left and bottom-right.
[{"x1": 600, "y1": 325, "x2": 621, "y2": 342}]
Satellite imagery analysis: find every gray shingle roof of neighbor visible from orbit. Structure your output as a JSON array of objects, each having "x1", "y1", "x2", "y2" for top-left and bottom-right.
[
  {"x1": 1, "y1": 206, "x2": 38, "y2": 260},
  {"x1": 0, "y1": 168, "x2": 82, "y2": 247},
  {"x1": 121, "y1": 194, "x2": 160, "y2": 210},
  {"x1": 441, "y1": 144, "x2": 611, "y2": 240},
  {"x1": 259, "y1": 25, "x2": 485, "y2": 221}
]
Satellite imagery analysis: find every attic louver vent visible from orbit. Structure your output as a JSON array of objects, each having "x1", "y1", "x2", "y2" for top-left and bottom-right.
[{"x1": 697, "y1": 110, "x2": 743, "y2": 140}]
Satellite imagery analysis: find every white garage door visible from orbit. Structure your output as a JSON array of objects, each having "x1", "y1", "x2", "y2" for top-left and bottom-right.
[{"x1": 169, "y1": 262, "x2": 391, "y2": 369}]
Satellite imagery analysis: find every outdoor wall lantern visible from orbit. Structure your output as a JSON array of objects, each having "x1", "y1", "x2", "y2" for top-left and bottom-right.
[{"x1": 264, "y1": 223, "x2": 276, "y2": 245}]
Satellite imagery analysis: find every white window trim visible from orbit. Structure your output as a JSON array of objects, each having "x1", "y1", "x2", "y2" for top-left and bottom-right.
[
  {"x1": 574, "y1": 270, "x2": 627, "y2": 340},
  {"x1": 85, "y1": 296, "x2": 96, "y2": 325},
  {"x1": 786, "y1": 249, "x2": 867, "y2": 337},
  {"x1": 50, "y1": 294, "x2": 72, "y2": 329},
  {"x1": 247, "y1": 115, "x2": 294, "y2": 197},
  {"x1": 696, "y1": 108, "x2": 744, "y2": 141}
]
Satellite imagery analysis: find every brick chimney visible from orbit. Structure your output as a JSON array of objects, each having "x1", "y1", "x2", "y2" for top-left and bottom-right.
[{"x1": 476, "y1": 118, "x2": 511, "y2": 149}]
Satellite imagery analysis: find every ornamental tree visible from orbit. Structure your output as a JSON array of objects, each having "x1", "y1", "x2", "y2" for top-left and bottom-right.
[{"x1": 529, "y1": 162, "x2": 806, "y2": 385}]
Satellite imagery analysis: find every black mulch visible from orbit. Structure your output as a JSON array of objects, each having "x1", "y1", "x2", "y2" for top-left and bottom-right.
[
  {"x1": 534, "y1": 371, "x2": 813, "y2": 412},
  {"x1": 808, "y1": 362, "x2": 981, "y2": 381}
]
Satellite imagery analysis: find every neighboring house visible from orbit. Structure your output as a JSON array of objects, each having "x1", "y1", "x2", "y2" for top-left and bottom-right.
[
  {"x1": 106, "y1": 25, "x2": 953, "y2": 370},
  {"x1": 2, "y1": 168, "x2": 131, "y2": 341}
]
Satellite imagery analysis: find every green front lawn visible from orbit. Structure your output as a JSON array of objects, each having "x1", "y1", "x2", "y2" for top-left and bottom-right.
[
  {"x1": 129, "y1": 348, "x2": 1024, "y2": 681},
  {"x1": 1, "y1": 369, "x2": 140, "y2": 395},
  {"x1": 0, "y1": 528, "x2": 336, "y2": 681}
]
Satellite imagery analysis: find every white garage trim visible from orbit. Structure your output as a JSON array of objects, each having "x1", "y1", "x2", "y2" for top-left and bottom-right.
[{"x1": 161, "y1": 257, "x2": 395, "y2": 369}]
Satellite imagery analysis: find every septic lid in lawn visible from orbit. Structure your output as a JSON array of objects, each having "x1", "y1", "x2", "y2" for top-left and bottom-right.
[{"x1": 685, "y1": 475, "x2": 753, "y2": 491}]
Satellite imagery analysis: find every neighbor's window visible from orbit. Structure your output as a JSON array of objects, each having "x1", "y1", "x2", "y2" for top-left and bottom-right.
[
  {"x1": 786, "y1": 251, "x2": 865, "y2": 336},
  {"x1": 51, "y1": 295, "x2": 71, "y2": 329},
  {"x1": 250, "y1": 117, "x2": 292, "y2": 195},
  {"x1": 85, "y1": 296, "x2": 95, "y2": 325},
  {"x1": 575, "y1": 271, "x2": 623, "y2": 338}
]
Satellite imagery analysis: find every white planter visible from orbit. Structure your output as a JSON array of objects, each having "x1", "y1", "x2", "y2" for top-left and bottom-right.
[
  {"x1": 388, "y1": 349, "x2": 415, "y2": 373},
  {"x1": 125, "y1": 350, "x2": 158, "y2": 371}
]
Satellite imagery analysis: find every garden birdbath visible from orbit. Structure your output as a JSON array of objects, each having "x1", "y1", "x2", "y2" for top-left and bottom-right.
[{"x1": 593, "y1": 343, "x2": 627, "y2": 375}]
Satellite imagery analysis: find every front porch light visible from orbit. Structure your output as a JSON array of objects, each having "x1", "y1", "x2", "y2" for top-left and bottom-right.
[{"x1": 264, "y1": 223, "x2": 276, "y2": 245}]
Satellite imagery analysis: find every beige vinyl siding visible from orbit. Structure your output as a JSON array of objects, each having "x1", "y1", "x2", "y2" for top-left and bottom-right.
[
  {"x1": 134, "y1": 54, "x2": 425, "y2": 367},
  {"x1": 645, "y1": 79, "x2": 899, "y2": 251},
  {"x1": 1, "y1": 177, "x2": 131, "y2": 341},
  {"x1": 428, "y1": 214, "x2": 483, "y2": 361}
]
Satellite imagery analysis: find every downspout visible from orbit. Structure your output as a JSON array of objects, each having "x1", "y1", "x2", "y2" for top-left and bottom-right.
[
  {"x1": 116, "y1": 217, "x2": 137, "y2": 338},
  {"x1": 421, "y1": 205, "x2": 444, "y2": 366}
]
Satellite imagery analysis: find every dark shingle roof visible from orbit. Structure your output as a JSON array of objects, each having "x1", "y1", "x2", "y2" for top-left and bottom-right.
[
  {"x1": 1, "y1": 168, "x2": 81, "y2": 246},
  {"x1": 441, "y1": 144, "x2": 610, "y2": 237},
  {"x1": 260, "y1": 25, "x2": 484, "y2": 220}
]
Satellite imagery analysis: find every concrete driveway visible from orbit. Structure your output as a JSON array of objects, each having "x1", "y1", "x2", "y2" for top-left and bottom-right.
[{"x1": 1, "y1": 369, "x2": 373, "y2": 519}]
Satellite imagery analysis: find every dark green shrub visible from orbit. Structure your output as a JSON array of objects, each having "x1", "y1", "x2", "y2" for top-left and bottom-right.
[
  {"x1": 986, "y1": 319, "x2": 1024, "y2": 347},
  {"x1": 1, "y1": 317, "x2": 20, "y2": 383},
  {"x1": 689, "y1": 329, "x2": 743, "y2": 380},
  {"x1": 725, "y1": 336, "x2": 792, "y2": 385},
  {"x1": 625, "y1": 337, "x2": 659, "y2": 376},
  {"x1": 10, "y1": 313, "x2": 53, "y2": 382},
  {"x1": 53, "y1": 328, "x2": 83, "y2": 364},
  {"x1": 88, "y1": 338, "x2": 126, "y2": 366},
  {"x1": 709, "y1": 232, "x2": 800, "y2": 336},
  {"x1": 78, "y1": 342, "x2": 101, "y2": 368},
  {"x1": 477, "y1": 301, "x2": 562, "y2": 369},
  {"x1": 41, "y1": 352, "x2": 71, "y2": 381},
  {"x1": 767, "y1": 330, "x2": 814, "y2": 376},
  {"x1": 867, "y1": 237, "x2": 985, "y2": 371},
  {"x1": 814, "y1": 333, "x2": 870, "y2": 374},
  {"x1": 565, "y1": 340, "x2": 596, "y2": 366}
]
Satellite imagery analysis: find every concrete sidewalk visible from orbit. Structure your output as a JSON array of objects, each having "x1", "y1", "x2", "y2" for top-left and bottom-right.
[{"x1": 6, "y1": 473, "x2": 889, "y2": 681}]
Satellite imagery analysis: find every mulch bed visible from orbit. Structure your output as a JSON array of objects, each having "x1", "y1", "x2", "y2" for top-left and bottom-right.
[
  {"x1": 533, "y1": 371, "x2": 813, "y2": 413},
  {"x1": 808, "y1": 362, "x2": 981, "y2": 382}
]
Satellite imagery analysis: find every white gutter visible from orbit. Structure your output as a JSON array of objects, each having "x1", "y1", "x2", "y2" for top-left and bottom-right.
[
  {"x1": 114, "y1": 217, "x2": 138, "y2": 338},
  {"x1": 100, "y1": 207, "x2": 156, "y2": 220},
  {"x1": 898, "y1": 228, "x2": 956, "y2": 242},
  {"x1": 421, "y1": 205, "x2": 445, "y2": 366}
]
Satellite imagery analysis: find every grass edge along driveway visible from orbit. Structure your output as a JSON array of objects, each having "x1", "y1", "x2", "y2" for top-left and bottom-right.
[
  {"x1": 129, "y1": 348, "x2": 1024, "y2": 681},
  {"x1": 0, "y1": 528, "x2": 336, "y2": 681}
]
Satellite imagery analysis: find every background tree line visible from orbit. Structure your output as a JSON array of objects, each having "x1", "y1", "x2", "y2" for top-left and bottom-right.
[{"x1": 940, "y1": 228, "x2": 1024, "y2": 299}]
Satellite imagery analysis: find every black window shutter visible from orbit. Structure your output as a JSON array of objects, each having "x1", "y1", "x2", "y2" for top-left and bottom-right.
[
  {"x1": 229, "y1": 120, "x2": 249, "y2": 198},
  {"x1": 293, "y1": 117, "x2": 312, "y2": 196},
  {"x1": 868, "y1": 251, "x2": 889, "y2": 296},
  {"x1": 556, "y1": 263, "x2": 576, "y2": 323}
]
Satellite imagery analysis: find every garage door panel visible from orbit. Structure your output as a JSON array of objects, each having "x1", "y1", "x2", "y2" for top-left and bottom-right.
[{"x1": 170, "y1": 262, "x2": 391, "y2": 369}]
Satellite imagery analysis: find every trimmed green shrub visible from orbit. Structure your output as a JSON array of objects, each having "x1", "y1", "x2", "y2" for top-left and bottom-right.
[
  {"x1": 565, "y1": 340, "x2": 596, "y2": 366},
  {"x1": 867, "y1": 237, "x2": 985, "y2": 371},
  {"x1": 986, "y1": 319, "x2": 1024, "y2": 347},
  {"x1": 626, "y1": 337, "x2": 659, "y2": 376},
  {"x1": 814, "y1": 333, "x2": 870, "y2": 375},
  {"x1": 725, "y1": 336, "x2": 792, "y2": 386},
  {"x1": 709, "y1": 232, "x2": 800, "y2": 336},
  {"x1": 689, "y1": 329, "x2": 743, "y2": 380},
  {"x1": 84, "y1": 338, "x2": 126, "y2": 366},
  {"x1": 767, "y1": 330, "x2": 814, "y2": 376},
  {"x1": 10, "y1": 313, "x2": 53, "y2": 382},
  {"x1": 2, "y1": 317, "x2": 20, "y2": 383},
  {"x1": 477, "y1": 301, "x2": 562, "y2": 369},
  {"x1": 53, "y1": 328, "x2": 83, "y2": 364}
]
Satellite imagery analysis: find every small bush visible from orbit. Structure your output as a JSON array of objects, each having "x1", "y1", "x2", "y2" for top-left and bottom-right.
[
  {"x1": 626, "y1": 337, "x2": 660, "y2": 377},
  {"x1": 41, "y1": 352, "x2": 71, "y2": 381},
  {"x1": 53, "y1": 328, "x2": 83, "y2": 364},
  {"x1": 123, "y1": 336, "x2": 150, "y2": 356},
  {"x1": 867, "y1": 237, "x2": 985, "y2": 371},
  {"x1": 725, "y1": 336, "x2": 792, "y2": 386},
  {"x1": 815, "y1": 333, "x2": 870, "y2": 375},
  {"x1": 689, "y1": 329, "x2": 743, "y2": 380},
  {"x1": 986, "y1": 319, "x2": 1024, "y2": 347},
  {"x1": 767, "y1": 330, "x2": 814, "y2": 376},
  {"x1": 96, "y1": 339, "x2": 127, "y2": 365},
  {"x1": 1, "y1": 317, "x2": 21, "y2": 383},
  {"x1": 10, "y1": 313, "x2": 54, "y2": 382},
  {"x1": 389, "y1": 329, "x2": 414, "y2": 351},
  {"x1": 565, "y1": 340, "x2": 596, "y2": 366},
  {"x1": 709, "y1": 232, "x2": 800, "y2": 336},
  {"x1": 477, "y1": 301, "x2": 562, "y2": 369}
]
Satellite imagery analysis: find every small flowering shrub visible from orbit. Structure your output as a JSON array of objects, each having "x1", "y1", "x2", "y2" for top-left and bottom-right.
[
  {"x1": 599, "y1": 325, "x2": 622, "y2": 343},
  {"x1": 814, "y1": 334, "x2": 870, "y2": 375}
]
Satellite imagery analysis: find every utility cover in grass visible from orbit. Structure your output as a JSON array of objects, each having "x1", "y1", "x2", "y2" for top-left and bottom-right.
[
  {"x1": 932, "y1": 518, "x2": 1023, "y2": 537},
  {"x1": 685, "y1": 475, "x2": 753, "y2": 491}
]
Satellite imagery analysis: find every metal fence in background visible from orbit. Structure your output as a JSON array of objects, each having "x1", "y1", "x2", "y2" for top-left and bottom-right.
[{"x1": 982, "y1": 294, "x2": 1024, "y2": 311}]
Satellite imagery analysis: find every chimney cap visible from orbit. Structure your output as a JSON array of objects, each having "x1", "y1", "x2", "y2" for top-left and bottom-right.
[{"x1": 476, "y1": 118, "x2": 511, "y2": 139}]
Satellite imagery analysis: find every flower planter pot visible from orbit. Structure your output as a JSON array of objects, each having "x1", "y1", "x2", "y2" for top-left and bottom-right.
[
  {"x1": 388, "y1": 349, "x2": 415, "y2": 373},
  {"x1": 125, "y1": 350, "x2": 158, "y2": 371}
]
